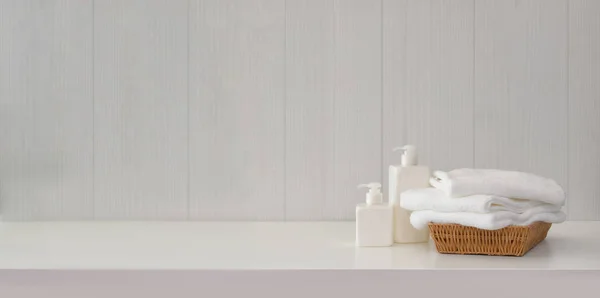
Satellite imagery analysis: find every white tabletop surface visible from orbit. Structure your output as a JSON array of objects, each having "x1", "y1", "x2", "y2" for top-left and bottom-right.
[{"x1": 0, "y1": 221, "x2": 598, "y2": 270}]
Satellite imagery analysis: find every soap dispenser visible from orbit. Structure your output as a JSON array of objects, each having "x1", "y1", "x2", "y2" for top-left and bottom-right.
[
  {"x1": 355, "y1": 182, "x2": 393, "y2": 247},
  {"x1": 389, "y1": 145, "x2": 430, "y2": 243}
]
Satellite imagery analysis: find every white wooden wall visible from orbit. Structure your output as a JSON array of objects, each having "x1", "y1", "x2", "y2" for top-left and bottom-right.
[{"x1": 0, "y1": 0, "x2": 598, "y2": 221}]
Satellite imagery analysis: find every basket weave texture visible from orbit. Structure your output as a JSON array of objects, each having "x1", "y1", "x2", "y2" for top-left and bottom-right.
[{"x1": 428, "y1": 222, "x2": 551, "y2": 256}]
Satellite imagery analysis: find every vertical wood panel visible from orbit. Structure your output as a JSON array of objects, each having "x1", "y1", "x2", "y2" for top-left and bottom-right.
[
  {"x1": 382, "y1": 0, "x2": 407, "y2": 194},
  {"x1": 474, "y1": 0, "x2": 568, "y2": 210},
  {"x1": 285, "y1": 0, "x2": 335, "y2": 220},
  {"x1": 0, "y1": 0, "x2": 93, "y2": 220},
  {"x1": 569, "y1": 0, "x2": 600, "y2": 220},
  {"x1": 189, "y1": 0, "x2": 285, "y2": 220},
  {"x1": 332, "y1": 0, "x2": 382, "y2": 219},
  {"x1": 402, "y1": 0, "x2": 474, "y2": 172},
  {"x1": 94, "y1": 0, "x2": 188, "y2": 219}
]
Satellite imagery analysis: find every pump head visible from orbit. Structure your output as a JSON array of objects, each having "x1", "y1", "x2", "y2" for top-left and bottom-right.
[
  {"x1": 392, "y1": 145, "x2": 418, "y2": 166},
  {"x1": 357, "y1": 182, "x2": 383, "y2": 205}
]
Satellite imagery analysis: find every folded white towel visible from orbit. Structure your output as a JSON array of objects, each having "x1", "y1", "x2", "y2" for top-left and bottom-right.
[
  {"x1": 410, "y1": 205, "x2": 566, "y2": 230},
  {"x1": 400, "y1": 188, "x2": 559, "y2": 213},
  {"x1": 430, "y1": 168, "x2": 566, "y2": 206}
]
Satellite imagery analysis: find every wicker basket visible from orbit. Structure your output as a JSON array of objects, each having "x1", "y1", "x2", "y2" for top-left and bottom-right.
[{"x1": 428, "y1": 222, "x2": 552, "y2": 256}]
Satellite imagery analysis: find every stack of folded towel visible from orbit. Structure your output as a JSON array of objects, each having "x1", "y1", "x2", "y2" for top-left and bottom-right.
[{"x1": 401, "y1": 169, "x2": 567, "y2": 230}]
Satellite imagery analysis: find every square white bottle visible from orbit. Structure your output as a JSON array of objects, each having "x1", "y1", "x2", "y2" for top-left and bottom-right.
[
  {"x1": 389, "y1": 145, "x2": 431, "y2": 243},
  {"x1": 356, "y1": 182, "x2": 393, "y2": 247}
]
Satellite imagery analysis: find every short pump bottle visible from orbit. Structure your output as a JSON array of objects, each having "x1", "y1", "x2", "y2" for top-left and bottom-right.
[
  {"x1": 389, "y1": 145, "x2": 430, "y2": 243},
  {"x1": 356, "y1": 182, "x2": 393, "y2": 247}
]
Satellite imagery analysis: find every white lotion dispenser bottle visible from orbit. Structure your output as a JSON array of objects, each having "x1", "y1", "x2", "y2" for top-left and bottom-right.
[
  {"x1": 389, "y1": 145, "x2": 430, "y2": 243},
  {"x1": 355, "y1": 182, "x2": 393, "y2": 247}
]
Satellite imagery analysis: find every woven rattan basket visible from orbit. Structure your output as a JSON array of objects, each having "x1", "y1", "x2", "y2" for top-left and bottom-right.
[{"x1": 428, "y1": 222, "x2": 552, "y2": 256}]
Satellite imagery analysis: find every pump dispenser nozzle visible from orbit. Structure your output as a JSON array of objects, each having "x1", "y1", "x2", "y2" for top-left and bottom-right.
[
  {"x1": 357, "y1": 182, "x2": 383, "y2": 205},
  {"x1": 392, "y1": 145, "x2": 418, "y2": 166}
]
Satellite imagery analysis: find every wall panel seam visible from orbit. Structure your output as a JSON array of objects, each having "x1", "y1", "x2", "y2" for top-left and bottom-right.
[
  {"x1": 283, "y1": 0, "x2": 288, "y2": 221},
  {"x1": 402, "y1": 0, "x2": 407, "y2": 155},
  {"x1": 565, "y1": 0, "x2": 570, "y2": 218},
  {"x1": 472, "y1": 0, "x2": 476, "y2": 168},
  {"x1": 332, "y1": 0, "x2": 337, "y2": 218},
  {"x1": 92, "y1": 0, "x2": 96, "y2": 219},
  {"x1": 186, "y1": 0, "x2": 191, "y2": 220},
  {"x1": 380, "y1": 0, "x2": 384, "y2": 188}
]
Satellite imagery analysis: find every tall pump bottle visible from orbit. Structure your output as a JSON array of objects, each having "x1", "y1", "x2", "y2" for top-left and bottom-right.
[{"x1": 389, "y1": 145, "x2": 430, "y2": 243}]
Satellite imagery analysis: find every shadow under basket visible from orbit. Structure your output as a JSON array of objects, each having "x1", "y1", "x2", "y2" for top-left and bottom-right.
[{"x1": 428, "y1": 222, "x2": 552, "y2": 257}]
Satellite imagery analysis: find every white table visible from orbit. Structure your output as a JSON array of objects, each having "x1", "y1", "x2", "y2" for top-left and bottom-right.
[{"x1": 0, "y1": 221, "x2": 598, "y2": 297}]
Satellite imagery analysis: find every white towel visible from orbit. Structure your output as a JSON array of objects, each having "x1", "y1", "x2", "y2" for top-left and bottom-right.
[
  {"x1": 400, "y1": 188, "x2": 559, "y2": 213},
  {"x1": 430, "y1": 168, "x2": 566, "y2": 206},
  {"x1": 410, "y1": 205, "x2": 566, "y2": 230}
]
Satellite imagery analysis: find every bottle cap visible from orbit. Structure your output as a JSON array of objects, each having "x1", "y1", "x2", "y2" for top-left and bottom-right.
[
  {"x1": 357, "y1": 182, "x2": 383, "y2": 205},
  {"x1": 392, "y1": 145, "x2": 418, "y2": 166}
]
